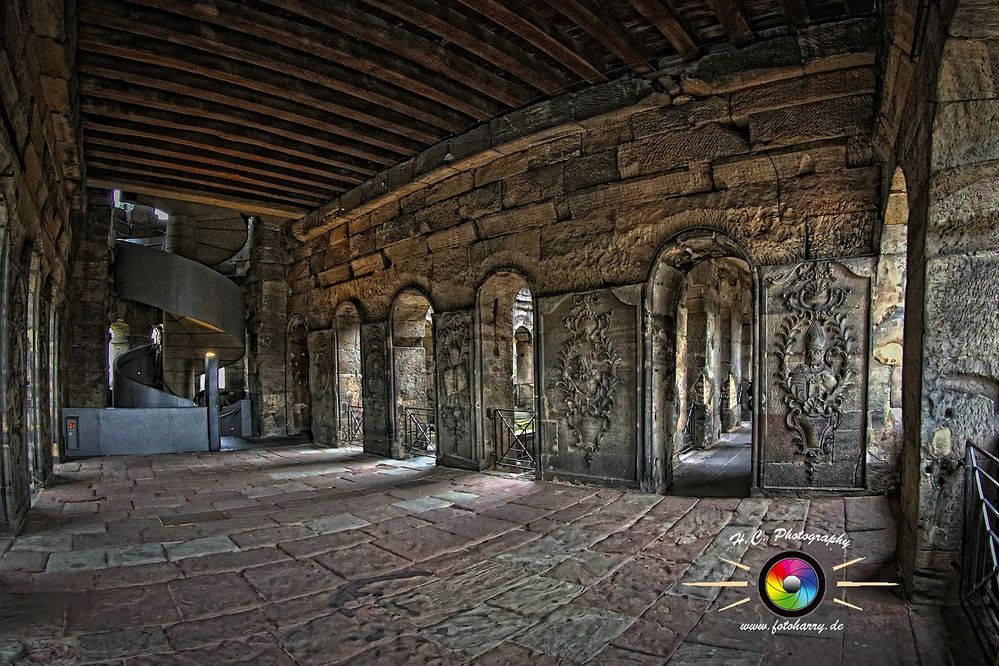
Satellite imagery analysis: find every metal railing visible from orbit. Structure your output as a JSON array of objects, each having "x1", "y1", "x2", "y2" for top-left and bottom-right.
[
  {"x1": 341, "y1": 404, "x2": 363, "y2": 444},
  {"x1": 492, "y1": 409, "x2": 536, "y2": 472},
  {"x1": 962, "y1": 442, "x2": 999, "y2": 659},
  {"x1": 403, "y1": 406, "x2": 436, "y2": 455},
  {"x1": 680, "y1": 402, "x2": 704, "y2": 454}
]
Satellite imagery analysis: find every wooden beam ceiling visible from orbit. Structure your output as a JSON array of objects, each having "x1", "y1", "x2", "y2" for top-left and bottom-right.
[{"x1": 77, "y1": 0, "x2": 866, "y2": 217}]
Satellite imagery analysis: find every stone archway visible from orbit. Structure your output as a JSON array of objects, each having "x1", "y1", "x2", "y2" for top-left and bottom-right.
[
  {"x1": 334, "y1": 301, "x2": 364, "y2": 446},
  {"x1": 475, "y1": 270, "x2": 536, "y2": 471},
  {"x1": 646, "y1": 230, "x2": 758, "y2": 496},
  {"x1": 389, "y1": 288, "x2": 436, "y2": 457}
]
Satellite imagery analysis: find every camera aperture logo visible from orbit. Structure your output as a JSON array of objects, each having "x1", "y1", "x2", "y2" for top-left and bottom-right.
[{"x1": 682, "y1": 528, "x2": 898, "y2": 634}]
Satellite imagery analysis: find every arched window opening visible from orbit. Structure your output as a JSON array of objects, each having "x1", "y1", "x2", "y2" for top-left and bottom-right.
[
  {"x1": 477, "y1": 273, "x2": 536, "y2": 472},
  {"x1": 650, "y1": 242, "x2": 755, "y2": 498},
  {"x1": 335, "y1": 302, "x2": 364, "y2": 446},
  {"x1": 391, "y1": 290, "x2": 435, "y2": 457}
]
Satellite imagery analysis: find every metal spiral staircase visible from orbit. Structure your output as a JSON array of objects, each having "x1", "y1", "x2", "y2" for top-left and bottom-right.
[{"x1": 111, "y1": 208, "x2": 249, "y2": 436}]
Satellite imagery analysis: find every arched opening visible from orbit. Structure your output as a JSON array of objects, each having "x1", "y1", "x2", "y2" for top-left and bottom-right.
[
  {"x1": 334, "y1": 301, "x2": 363, "y2": 446},
  {"x1": 648, "y1": 232, "x2": 757, "y2": 497},
  {"x1": 48, "y1": 299, "x2": 62, "y2": 465},
  {"x1": 868, "y1": 167, "x2": 908, "y2": 491},
  {"x1": 390, "y1": 289, "x2": 435, "y2": 456},
  {"x1": 285, "y1": 314, "x2": 311, "y2": 437},
  {"x1": 476, "y1": 272, "x2": 536, "y2": 471},
  {"x1": 24, "y1": 248, "x2": 44, "y2": 490}
]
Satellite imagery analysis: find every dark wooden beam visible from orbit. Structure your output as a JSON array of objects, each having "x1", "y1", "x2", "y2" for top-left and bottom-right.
[
  {"x1": 129, "y1": 0, "x2": 500, "y2": 120},
  {"x1": 455, "y1": 0, "x2": 606, "y2": 84},
  {"x1": 87, "y1": 158, "x2": 326, "y2": 208},
  {"x1": 82, "y1": 118, "x2": 364, "y2": 185},
  {"x1": 81, "y1": 0, "x2": 469, "y2": 134},
  {"x1": 80, "y1": 99, "x2": 377, "y2": 179},
  {"x1": 79, "y1": 79, "x2": 392, "y2": 171},
  {"x1": 77, "y1": 51, "x2": 424, "y2": 156},
  {"x1": 542, "y1": 0, "x2": 653, "y2": 74},
  {"x1": 360, "y1": 0, "x2": 568, "y2": 95},
  {"x1": 87, "y1": 173, "x2": 309, "y2": 218},
  {"x1": 628, "y1": 0, "x2": 700, "y2": 60},
  {"x1": 706, "y1": 0, "x2": 755, "y2": 45},
  {"x1": 83, "y1": 132, "x2": 351, "y2": 193},
  {"x1": 84, "y1": 144, "x2": 338, "y2": 201},
  {"x1": 78, "y1": 25, "x2": 443, "y2": 145},
  {"x1": 258, "y1": 0, "x2": 531, "y2": 108},
  {"x1": 779, "y1": 0, "x2": 810, "y2": 25}
]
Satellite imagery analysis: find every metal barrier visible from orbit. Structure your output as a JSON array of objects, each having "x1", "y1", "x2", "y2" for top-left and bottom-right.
[
  {"x1": 680, "y1": 402, "x2": 704, "y2": 454},
  {"x1": 492, "y1": 409, "x2": 536, "y2": 472},
  {"x1": 962, "y1": 443, "x2": 999, "y2": 659},
  {"x1": 403, "y1": 406, "x2": 436, "y2": 455},
  {"x1": 341, "y1": 404, "x2": 363, "y2": 444}
]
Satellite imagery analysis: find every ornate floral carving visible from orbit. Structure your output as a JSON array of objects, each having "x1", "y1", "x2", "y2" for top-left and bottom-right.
[
  {"x1": 551, "y1": 293, "x2": 622, "y2": 466},
  {"x1": 771, "y1": 262, "x2": 855, "y2": 479},
  {"x1": 436, "y1": 313, "x2": 471, "y2": 449}
]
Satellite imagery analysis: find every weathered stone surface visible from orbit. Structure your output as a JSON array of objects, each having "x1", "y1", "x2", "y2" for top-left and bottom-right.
[
  {"x1": 618, "y1": 124, "x2": 750, "y2": 178},
  {"x1": 513, "y1": 605, "x2": 635, "y2": 662}
]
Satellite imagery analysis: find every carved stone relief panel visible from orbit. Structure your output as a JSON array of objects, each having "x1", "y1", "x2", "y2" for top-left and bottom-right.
[
  {"x1": 307, "y1": 329, "x2": 336, "y2": 446},
  {"x1": 760, "y1": 259, "x2": 873, "y2": 490},
  {"x1": 361, "y1": 321, "x2": 392, "y2": 457},
  {"x1": 5, "y1": 266, "x2": 29, "y2": 528},
  {"x1": 434, "y1": 309, "x2": 475, "y2": 464},
  {"x1": 539, "y1": 286, "x2": 641, "y2": 486}
]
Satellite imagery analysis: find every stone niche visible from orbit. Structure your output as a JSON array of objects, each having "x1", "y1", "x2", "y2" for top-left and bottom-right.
[
  {"x1": 538, "y1": 286, "x2": 643, "y2": 486},
  {"x1": 759, "y1": 258, "x2": 873, "y2": 491},
  {"x1": 307, "y1": 328, "x2": 336, "y2": 446},
  {"x1": 434, "y1": 309, "x2": 475, "y2": 467}
]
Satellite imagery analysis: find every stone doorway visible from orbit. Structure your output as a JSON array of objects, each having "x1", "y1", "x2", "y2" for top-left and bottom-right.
[
  {"x1": 476, "y1": 271, "x2": 536, "y2": 472},
  {"x1": 647, "y1": 232, "x2": 757, "y2": 497},
  {"x1": 334, "y1": 301, "x2": 364, "y2": 446},
  {"x1": 390, "y1": 289, "x2": 436, "y2": 458}
]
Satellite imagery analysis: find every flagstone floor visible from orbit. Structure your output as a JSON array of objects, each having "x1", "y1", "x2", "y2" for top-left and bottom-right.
[{"x1": 0, "y1": 445, "x2": 954, "y2": 664}]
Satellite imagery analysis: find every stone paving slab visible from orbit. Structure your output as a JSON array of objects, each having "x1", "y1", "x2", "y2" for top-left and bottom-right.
[{"x1": 0, "y1": 444, "x2": 932, "y2": 664}]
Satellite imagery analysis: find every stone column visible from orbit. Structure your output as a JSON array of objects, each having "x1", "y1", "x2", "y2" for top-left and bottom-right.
[
  {"x1": 899, "y1": 2, "x2": 999, "y2": 601},
  {"x1": 245, "y1": 216, "x2": 288, "y2": 437},
  {"x1": 65, "y1": 188, "x2": 113, "y2": 407}
]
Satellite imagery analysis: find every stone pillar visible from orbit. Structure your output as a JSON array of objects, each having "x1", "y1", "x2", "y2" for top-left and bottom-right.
[
  {"x1": 899, "y1": 2, "x2": 999, "y2": 601},
  {"x1": 685, "y1": 289, "x2": 711, "y2": 449},
  {"x1": 108, "y1": 319, "x2": 130, "y2": 390},
  {"x1": 729, "y1": 297, "x2": 744, "y2": 428},
  {"x1": 740, "y1": 305, "x2": 753, "y2": 421},
  {"x1": 65, "y1": 188, "x2": 113, "y2": 407},
  {"x1": 205, "y1": 352, "x2": 220, "y2": 451},
  {"x1": 245, "y1": 216, "x2": 288, "y2": 437}
]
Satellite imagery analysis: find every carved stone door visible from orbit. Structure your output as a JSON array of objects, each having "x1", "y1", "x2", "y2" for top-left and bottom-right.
[
  {"x1": 434, "y1": 309, "x2": 475, "y2": 467},
  {"x1": 759, "y1": 259, "x2": 873, "y2": 491},
  {"x1": 537, "y1": 286, "x2": 643, "y2": 487}
]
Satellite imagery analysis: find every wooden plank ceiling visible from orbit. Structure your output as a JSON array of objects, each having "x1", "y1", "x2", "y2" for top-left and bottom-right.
[{"x1": 78, "y1": 0, "x2": 871, "y2": 218}]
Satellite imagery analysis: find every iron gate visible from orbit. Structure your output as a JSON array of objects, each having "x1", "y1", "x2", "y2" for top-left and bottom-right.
[
  {"x1": 492, "y1": 409, "x2": 536, "y2": 472},
  {"x1": 962, "y1": 443, "x2": 999, "y2": 659},
  {"x1": 341, "y1": 404, "x2": 363, "y2": 444},
  {"x1": 403, "y1": 406, "x2": 436, "y2": 455}
]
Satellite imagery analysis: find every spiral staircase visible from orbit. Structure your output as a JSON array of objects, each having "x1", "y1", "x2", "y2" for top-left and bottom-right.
[{"x1": 111, "y1": 206, "x2": 250, "y2": 438}]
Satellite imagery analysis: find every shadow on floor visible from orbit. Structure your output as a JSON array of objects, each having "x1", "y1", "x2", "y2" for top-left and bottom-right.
[
  {"x1": 668, "y1": 422, "x2": 751, "y2": 498},
  {"x1": 221, "y1": 433, "x2": 313, "y2": 451}
]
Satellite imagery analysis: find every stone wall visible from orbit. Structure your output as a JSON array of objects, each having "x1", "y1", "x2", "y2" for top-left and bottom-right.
[
  {"x1": 0, "y1": 0, "x2": 82, "y2": 532},
  {"x1": 284, "y1": 18, "x2": 885, "y2": 493}
]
